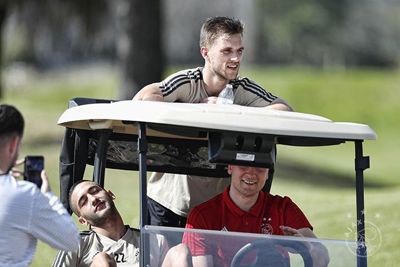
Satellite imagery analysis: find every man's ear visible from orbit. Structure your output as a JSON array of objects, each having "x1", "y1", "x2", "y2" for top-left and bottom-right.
[
  {"x1": 265, "y1": 168, "x2": 270, "y2": 180},
  {"x1": 9, "y1": 135, "x2": 21, "y2": 157},
  {"x1": 78, "y1": 216, "x2": 87, "y2": 225},
  {"x1": 200, "y1": 47, "x2": 208, "y2": 60},
  {"x1": 107, "y1": 190, "x2": 115, "y2": 200},
  {"x1": 227, "y1": 165, "x2": 232, "y2": 175}
]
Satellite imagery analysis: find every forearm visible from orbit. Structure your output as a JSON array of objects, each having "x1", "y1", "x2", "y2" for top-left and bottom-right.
[
  {"x1": 266, "y1": 98, "x2": 293, "y2": 111},
  {"x1": 133, "y1": 83, "x2": 164, "y2": 101},
  {"x1": 265, "y1": 103, "x2": 292, "y2": 111}
]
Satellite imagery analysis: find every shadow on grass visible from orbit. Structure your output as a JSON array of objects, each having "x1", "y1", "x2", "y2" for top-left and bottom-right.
[{"x1": 274, "y1": 160, "x2": 388, "y2": 189}]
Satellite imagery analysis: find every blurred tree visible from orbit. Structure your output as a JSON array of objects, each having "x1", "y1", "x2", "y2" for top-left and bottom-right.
[
  {"x1": 343, "y1": 0, "x2": 400, "y2": 67},
  {"x1": 1, "y1": 0, "x2": 399, "y2": 101},
  {"x1": 115, "y1": 0, "x2": 163, "y2": 99},
  {"x1": 256, "y1": 0, "x2": 349, "y2": 67},
  {"x1": 0, "y1": 0, "x2": 113, "y2": 100},
  {"x1": 1, "y1": 0, "x2": 163, "y2": 100},
  {"x1": 0, "y1": 4, "x2": 5, "y2": 98},
  {"x1": 0, "y1": 0, "x2": 25, "y2": 99},
  {"x1": 255, "y1": 0, "x2": 400, "y2": 68}
]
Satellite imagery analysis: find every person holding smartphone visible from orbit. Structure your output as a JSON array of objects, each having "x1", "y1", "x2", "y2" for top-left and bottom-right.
[{"x1": 0, "y1": 104, "x2": 79, "y2": 267}]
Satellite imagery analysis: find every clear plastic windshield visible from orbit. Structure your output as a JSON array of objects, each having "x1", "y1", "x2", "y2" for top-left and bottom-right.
[{"x1": 142, "y1": 225, "x2": 357, "y2": 267}]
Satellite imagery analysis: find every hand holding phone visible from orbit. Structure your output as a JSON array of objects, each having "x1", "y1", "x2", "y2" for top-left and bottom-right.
[{"x1": 24, "y1": 156, "x2": 44, "y2": 188}]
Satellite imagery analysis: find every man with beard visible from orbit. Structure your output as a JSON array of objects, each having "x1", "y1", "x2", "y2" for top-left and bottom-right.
[
  {"x1": 133, "y1": 16, "x2": 292, "y2": 234},
  {"x1": 53, "y1": 180, "x2": 192, "y2": 267},
  {"x1": 0, "y1": 104, "x2": 79, "y2": 266}
]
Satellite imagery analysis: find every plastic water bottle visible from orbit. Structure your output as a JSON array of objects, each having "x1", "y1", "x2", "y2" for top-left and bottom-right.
[{"x1": 216, "y1": 84, "x2": 234, "y2": 104}]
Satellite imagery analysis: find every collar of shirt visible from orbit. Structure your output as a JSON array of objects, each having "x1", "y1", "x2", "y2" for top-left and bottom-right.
[{"x1": 222, "y1": 187, "x2": 268, "y2": 218}]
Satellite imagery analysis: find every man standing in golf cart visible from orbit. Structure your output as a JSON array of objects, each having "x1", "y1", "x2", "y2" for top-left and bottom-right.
[
  {"x1": 133, "y1": 16, "x2": 292, "y2": 232},
  {"x1": 182, "y1": 164, "x2": 329, "y2": 267}
]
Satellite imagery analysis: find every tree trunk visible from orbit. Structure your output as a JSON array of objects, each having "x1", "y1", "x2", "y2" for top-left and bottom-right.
[
  {"x1": 0, "y1": 6, "x2": 6, "y2": 99},
  {"x1": 116, "y1": 0, "x2": 163, "y2": 100}
]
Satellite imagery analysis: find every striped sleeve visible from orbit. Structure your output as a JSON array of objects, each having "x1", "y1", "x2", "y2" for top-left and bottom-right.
[
  {"x1": 233, "y1": 77, "x2": 279, "y2": 107},
  {"x1": 239, "y1": 78, "x2": 277, "y2": 102},
  {"x1": 160, "y1": 68, "x2": 203, "y2": 102},
  {"x1": 52, "y1": 231, "x2": 91, "y2": 267},
  {"x1": 52, "y1": 249, "x2": 78, "y2": 267},
  {"x1": 160, "y1": 73, "x2": 191, "y2": 97}
]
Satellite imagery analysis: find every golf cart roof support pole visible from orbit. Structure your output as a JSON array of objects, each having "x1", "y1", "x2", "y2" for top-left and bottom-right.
[
  {"x1": 92, "y1": 129, "x2": 112, "y2": 187},
  {"x1": 138, "y1": 122, "x2": 149, "y2": 267},
  {"x1": 355, "y1": 140, "x2": 369, "y2": 267}
]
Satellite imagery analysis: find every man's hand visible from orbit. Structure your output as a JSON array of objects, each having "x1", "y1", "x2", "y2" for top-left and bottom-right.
[
  {"x1": 11, "y1": 158, "x2": 52, "y2": 193},
  {"x1": 280, "y1": 226, "x2": 305, "y2": 238},
  {"x1": 280, "y1": 226, "x2": 329, "y2": 267},
  {"x1": 40, "y1": 170, "x2": 51, "y2": 193},
  {"x1": 280, "y1": 226, "x2": 312, "y2": 254},
  {"x1": 10, "y1": 158, "x2": 24, "y2": 178}
]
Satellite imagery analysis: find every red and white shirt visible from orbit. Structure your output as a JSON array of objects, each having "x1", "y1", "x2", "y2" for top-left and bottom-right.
[{"x1": 182, "y1": 187, "x2": 312, "y2": 267}]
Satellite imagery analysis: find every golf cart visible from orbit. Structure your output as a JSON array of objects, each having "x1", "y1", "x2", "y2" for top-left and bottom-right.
[{"x1": 57, "y1": 98, "x2": 376, "y2": 267}]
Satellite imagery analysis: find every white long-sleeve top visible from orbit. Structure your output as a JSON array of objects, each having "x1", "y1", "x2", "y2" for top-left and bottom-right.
[{"x1": 0, "y1": 174, "x2": 79, "y2": 267}]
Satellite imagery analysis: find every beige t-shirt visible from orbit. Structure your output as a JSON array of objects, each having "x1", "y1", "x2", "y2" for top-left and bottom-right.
[
  {"x1": 148, "y1": 173, "x2": 231, "y2": 217},
  {"x1": 52, "y1": 227, "x2": 167, "y2": 267},
  {"x1": 148, "y1": 67, "x2": 287, "y2": 217},
  {"x1": 160, "y1": 67, "x2": 285, "y2": 106}
]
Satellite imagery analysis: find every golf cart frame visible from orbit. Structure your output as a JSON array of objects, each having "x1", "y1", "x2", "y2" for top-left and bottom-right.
[{"x1": 58, "y1": 98, "x2": 376, "y2": 267}]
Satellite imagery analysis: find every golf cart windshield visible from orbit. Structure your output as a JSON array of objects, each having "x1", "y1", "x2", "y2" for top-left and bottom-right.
[{"x1": 143, "y1": 226, "x2": 357, "y2": 267}]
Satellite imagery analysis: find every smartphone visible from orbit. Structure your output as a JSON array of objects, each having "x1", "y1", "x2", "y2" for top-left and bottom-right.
[{"x1": 24, "y1": 156, "x2": 44, "y2": 188}]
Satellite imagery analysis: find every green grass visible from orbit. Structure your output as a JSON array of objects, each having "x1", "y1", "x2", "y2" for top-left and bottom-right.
[{"x1": 1, "y1": 64, "x2": 398, "y2": 266}]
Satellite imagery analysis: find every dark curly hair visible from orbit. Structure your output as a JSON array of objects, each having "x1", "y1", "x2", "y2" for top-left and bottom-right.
[{"x1": 0, "y1": 104, "x2": 24, "y2": 138}]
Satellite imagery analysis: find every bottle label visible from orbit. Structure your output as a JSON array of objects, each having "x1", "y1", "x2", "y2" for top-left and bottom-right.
[{"x1": 216, "y1": 84, "x2": 234, "y2": 105}]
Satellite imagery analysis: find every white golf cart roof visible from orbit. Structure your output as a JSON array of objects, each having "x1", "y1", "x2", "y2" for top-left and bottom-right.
[{"x1": 58, "y1": 100, "x2": 377, "y2": 142}]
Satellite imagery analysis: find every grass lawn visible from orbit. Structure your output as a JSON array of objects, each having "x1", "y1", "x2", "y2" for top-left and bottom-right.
[{"x1": 1, "y1": 64, "x2": 398, "y2": 266}]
